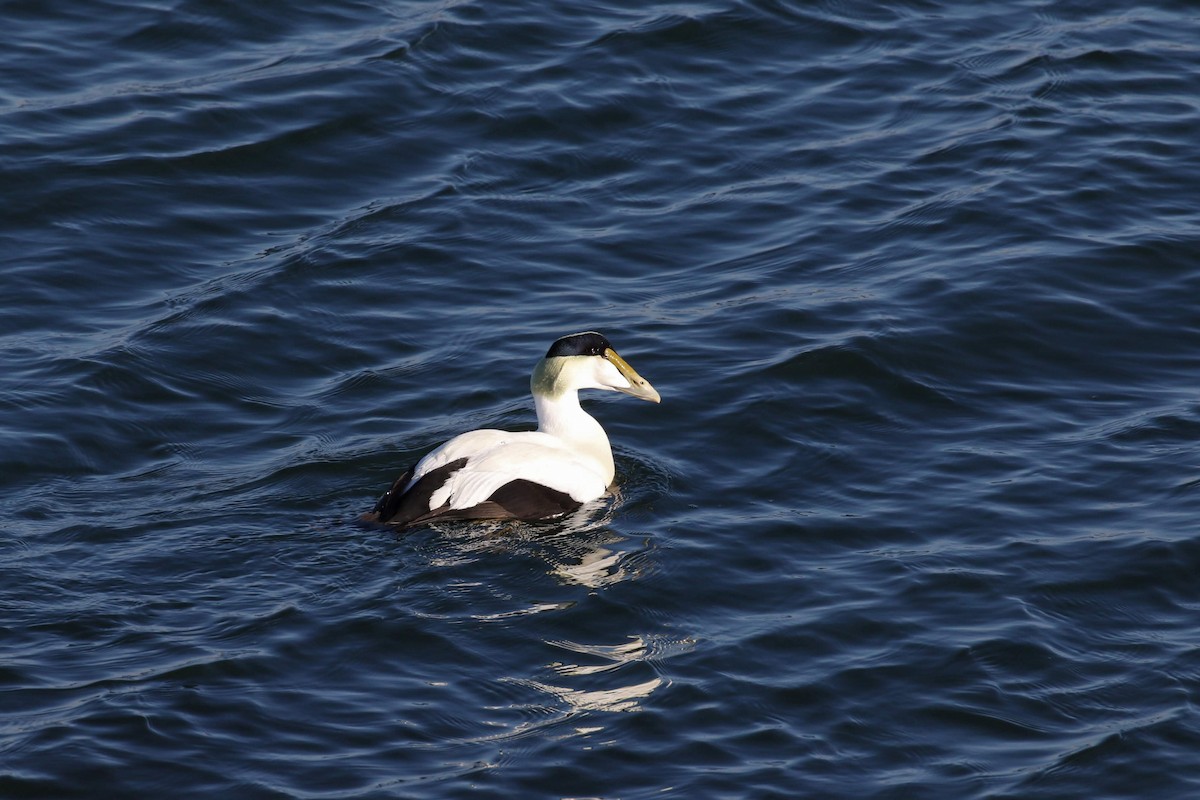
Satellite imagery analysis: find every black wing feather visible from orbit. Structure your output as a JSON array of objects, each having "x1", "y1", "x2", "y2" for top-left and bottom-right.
[
  {"x1": 366, "y1": 458, "x2": 466, "y2": 526},
  {"x1": 365, "y1": 458, "x2": 582, "y2": 529}
]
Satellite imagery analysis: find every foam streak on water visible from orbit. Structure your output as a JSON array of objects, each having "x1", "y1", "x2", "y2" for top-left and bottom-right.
[{"x1": 3, "y1": 1, "x2": 1200, "y2": 798}]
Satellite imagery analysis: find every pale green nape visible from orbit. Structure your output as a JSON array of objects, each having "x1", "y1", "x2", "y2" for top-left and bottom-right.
[{"x1": 530, "y1": 356, "x2": 568, "y2": 399}]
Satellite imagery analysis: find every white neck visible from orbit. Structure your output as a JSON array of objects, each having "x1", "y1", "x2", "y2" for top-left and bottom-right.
[{"x1": 534, "y1": 390, "x2": 615, "y2": 485}]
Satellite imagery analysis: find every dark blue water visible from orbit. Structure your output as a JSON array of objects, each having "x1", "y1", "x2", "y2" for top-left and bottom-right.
[{"x1": 4, "y1": 1, "x2": 1200, "y2": 797}]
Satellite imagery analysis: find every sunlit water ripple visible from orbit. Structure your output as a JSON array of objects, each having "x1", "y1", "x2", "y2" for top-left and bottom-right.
[{"x1": 3, "y1": 0, "x2": 1200, "y2": 797}]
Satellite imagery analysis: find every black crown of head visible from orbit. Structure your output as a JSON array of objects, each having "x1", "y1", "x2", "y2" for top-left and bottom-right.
[{"x1": 545, "y1": 331, "x2": 611, "y2": 358}]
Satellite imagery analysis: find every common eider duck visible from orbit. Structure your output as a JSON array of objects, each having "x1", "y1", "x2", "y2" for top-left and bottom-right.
[{"x1": 365, "y1": 331, "x2": 660, "y2": 528}]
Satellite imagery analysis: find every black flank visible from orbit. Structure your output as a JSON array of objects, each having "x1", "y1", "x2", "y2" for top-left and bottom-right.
[
  {"x1": 485, "y1": 479, "x2": 581, "y2": 521},
  {"x1": 367, "y1": 458, "x2": 467, "y2": 527},
  {"x1": 366, "y1": 463, "x2": 582, "y2": 529}
]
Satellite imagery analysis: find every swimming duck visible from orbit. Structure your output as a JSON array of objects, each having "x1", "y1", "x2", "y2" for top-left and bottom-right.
[{"x1": 366, "y1": 331, "x2": 660, "y2": 528}]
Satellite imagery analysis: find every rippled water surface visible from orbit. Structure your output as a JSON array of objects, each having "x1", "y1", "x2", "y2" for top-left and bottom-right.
[{"x1": 4, "y1": 1, "x2": 1200, "y2": 797}]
